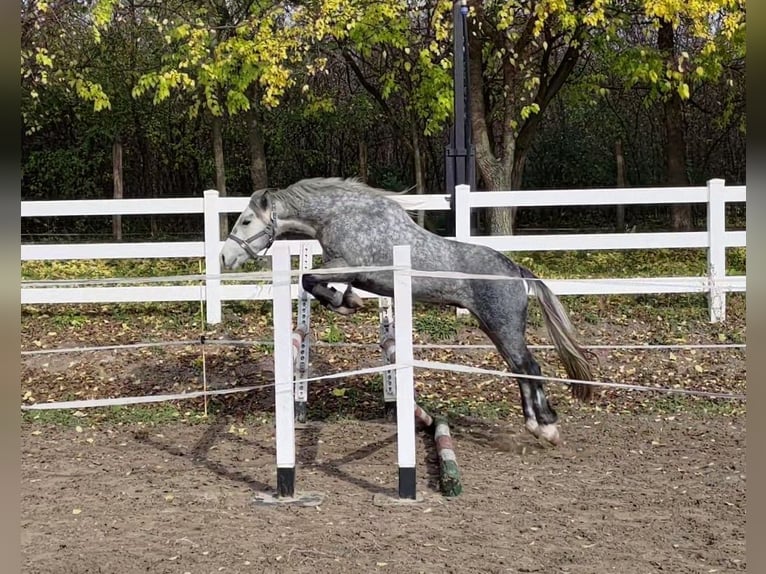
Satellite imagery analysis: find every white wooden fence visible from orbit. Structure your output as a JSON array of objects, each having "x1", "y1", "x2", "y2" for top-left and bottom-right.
[{"x1": 21, "y1": 179, "x2": 746, "y2": 323}]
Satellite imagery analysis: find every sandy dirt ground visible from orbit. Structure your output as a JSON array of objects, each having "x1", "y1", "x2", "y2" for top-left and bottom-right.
[
  {"x1": 21, "y1": 409, "x2": 745, "y2": 574},
  {"x1": 21, "y1": 296, "x2": 747, "y2": 573}
]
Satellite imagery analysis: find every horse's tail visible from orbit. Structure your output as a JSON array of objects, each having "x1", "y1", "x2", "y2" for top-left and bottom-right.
[{"x1": 520, "y1": 266, "x2": 595, "y2": 401}]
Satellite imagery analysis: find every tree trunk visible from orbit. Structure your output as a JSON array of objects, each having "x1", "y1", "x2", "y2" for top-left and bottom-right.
[
  {"x1": 658, "y1": 19, "x2": 692, "y2": 231},
  {"x1": 246, "y1": 93, "x2": 268, "y2": 190},
  {"x1": 358, "y1": 140, "x2": 368, "y2": 183},
  {"x1": 149, "y1": 149, "x2": 159, "y2": 238},
  {"x1": 467, "y1": 23, "x2": 516, "y2": 235},
  {"x1": 112, "y1": 137, "x2": 123, "y2": 241},
  {"x1": 212, "y1": 114, "x2": 228, "y2": 240},
  {"x1": 484, "y1": 172, "x2": 514, "y2": 234},
  {"x1": 411, "y1": 115, "x2": 426, "y2": 227},
  {"x1": 615, "y1": 138, "x2": 626, "y2": 232},
  {"x1": 466, "y1": 4, "x2": 584, "y2": 236}
]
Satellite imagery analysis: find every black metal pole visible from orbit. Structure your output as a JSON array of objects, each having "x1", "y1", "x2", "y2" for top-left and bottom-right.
[{"x1": 445, "y1": 0, "x2": 474, "y2": 236}]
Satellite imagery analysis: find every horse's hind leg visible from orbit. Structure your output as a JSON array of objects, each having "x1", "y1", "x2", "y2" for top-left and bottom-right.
[
  {"x1": 515, "y1": 352, "x2": 561, "y2": 445},
  {"x1": 472, "y1": 296, "x2": 561, "y2": 445},
  {"x1": 301, "y1": 258, "x2": 364, "y2": 315}
]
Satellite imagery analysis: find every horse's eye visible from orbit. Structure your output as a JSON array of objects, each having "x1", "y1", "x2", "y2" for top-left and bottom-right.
[{"x1": 242, "y1": 219, "x2": 252, "y2": 226}]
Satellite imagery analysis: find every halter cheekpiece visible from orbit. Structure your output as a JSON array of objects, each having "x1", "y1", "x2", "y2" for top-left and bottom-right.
[{"x1": 227, "y1": 207, "x2": 278, "y2": 259}]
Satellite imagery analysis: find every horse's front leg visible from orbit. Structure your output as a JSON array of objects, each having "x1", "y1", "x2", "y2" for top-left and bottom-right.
[{"x1": 301, "y1": 259, "x2": 365, "y2": 315}]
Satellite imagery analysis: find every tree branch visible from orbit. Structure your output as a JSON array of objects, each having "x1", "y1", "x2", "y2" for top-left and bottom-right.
[{"x1": 340, "y1": 48, "x2": 414, "y2": 153}]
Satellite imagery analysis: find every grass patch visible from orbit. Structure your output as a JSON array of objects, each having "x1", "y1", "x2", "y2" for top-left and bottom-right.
[
  {"x1": 511, "y1": 247, "x2": 746, "y2": 278},
  {"x1": 21, "y1": 248, "x2": 747, "y2": 283},
  {"x1": 319, "y1": 320, "x2": 345, "y2": 343},
  {"x1": 21, "y1": 258, "x2": 203, "y2": 281},
  {"x1": 414, "y1": 307, "x2": 458, "y2": 341}
]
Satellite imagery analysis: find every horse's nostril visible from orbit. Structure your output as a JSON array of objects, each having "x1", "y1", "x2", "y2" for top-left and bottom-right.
[{"x1": 221, "y1": 254, "x2": 226, "y2": 266}]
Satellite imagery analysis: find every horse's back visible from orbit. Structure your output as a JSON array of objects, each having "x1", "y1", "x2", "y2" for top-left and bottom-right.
[{"x1": 299, "y1": 178, "x2": 526, "y2": 305}]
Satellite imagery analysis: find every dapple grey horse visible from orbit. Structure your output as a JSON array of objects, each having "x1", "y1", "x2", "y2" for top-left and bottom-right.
[{"x1": 220, "y1": 177, "x2": 594, "y2": 445}]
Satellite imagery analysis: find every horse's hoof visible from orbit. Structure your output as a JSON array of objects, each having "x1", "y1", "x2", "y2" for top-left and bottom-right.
[
  {"x1": 343, "y1": 291, "x2": 364, "y2": 309},
  {"x1": 524, "y1": 419, "x2": 540, "y2": 437},
  {"x1": 328, "y1": 289, "x2": 345, "y2": 308},
  {"x1": 331, "y1": 304, "x2": 358, "y2": 316},
  {"x1": 538, "y1": 424, "x2": 561, "y2": 446}
]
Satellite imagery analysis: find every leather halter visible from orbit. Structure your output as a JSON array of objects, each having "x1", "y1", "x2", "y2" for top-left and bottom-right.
[{"x1": 226, "y1": 208, "x2": 278, "y2": 259}]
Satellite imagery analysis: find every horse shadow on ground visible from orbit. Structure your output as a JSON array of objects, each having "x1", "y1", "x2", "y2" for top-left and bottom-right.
[
  {"x1": 132, "y1": 415, "x2": 275, "y2": 494},
  {"x1": 295, "y1": 422, "x2": 442, "y2": 496},
  {"x1": 445, "y1": 413, "x2": 550, "y2": 455},
  {"x1": 132, "y1": 406, "x2": 443, "y2": 499}
]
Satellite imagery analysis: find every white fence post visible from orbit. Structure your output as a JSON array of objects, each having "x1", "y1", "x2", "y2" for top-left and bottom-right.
[
  {"x1": 203, "y1": 189, "x2": 222, "y2": 324},
  {"x1": 393, "y1": 245, "x2": 417, "y2": 500},
  {"x1": 707, "y1": 178, "x2": 726, "y2": 323},
  {"x1": 454, "y1": 184, "x2": 472, "y2": 317},
  {"x1": 272, "y1": 242, "x2": 296, "y2": 497},
  {"x1": 454, "y1": 184, "x2": 471, "y2": 243}
]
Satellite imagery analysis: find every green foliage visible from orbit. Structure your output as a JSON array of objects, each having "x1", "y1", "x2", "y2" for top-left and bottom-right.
[
  {"x1": 21, "y1": 258, "x2": 202, "y2": 281},
  {"x1": 605, "y1": 0, "x2": 745, "y2": 102},
  {"x1": 414, "y1": 308, "x2": 458, "y2": 341},
  {"x1": 726, "y1": 247, "x2": 746, "y2": 275},
  {"x1": 513, "y1": 248, "x2": 746, "y2": 279},
  {"x1": 20, "y1": 0, "x2": 746, "y2": 214},
  {"x1": 21, "y1": 249, "x2": 746, "y2": 286},
  {"x1": 320, "y1": 321, "x2": 345, "y2": 344}
]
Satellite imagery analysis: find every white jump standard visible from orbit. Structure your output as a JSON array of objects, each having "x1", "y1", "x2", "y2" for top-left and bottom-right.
[
  {"x1": 293, "y1": 242, "x2": 313, "y2": 423},
  {"x1": 249, "y1": 243, "x2": 421, "y2": 504},
  {"x1": 253, "y1": 242, "x2": 323, "y2": 507}
]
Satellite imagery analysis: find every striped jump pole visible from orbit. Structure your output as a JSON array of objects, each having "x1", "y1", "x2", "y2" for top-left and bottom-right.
[
  {"x1": 384, "y1": 343, "x2": 463, "y2": 497},
  {"x1": 293, "y1": 242, "x2": 312, "y2": 423},
  {"x1": 381, "y1": 284, "x2": 463, "y2": 497},
  {"x1": 414, "y1": 405, "x2": 462, "y2": 497}
]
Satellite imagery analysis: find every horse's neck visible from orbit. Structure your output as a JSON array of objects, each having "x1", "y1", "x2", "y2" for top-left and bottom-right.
[{"x1": 276, "y1": 209, "x2": 318, "y2": 238}]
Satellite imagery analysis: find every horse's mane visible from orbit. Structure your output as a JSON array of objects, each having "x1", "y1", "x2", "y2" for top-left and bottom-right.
[
  {"x1": 263, "y1": 177, "x2": 393, "y2": 210},
  {"x1": 250, "y1": 177, "x2": 419, "y2": 222}
]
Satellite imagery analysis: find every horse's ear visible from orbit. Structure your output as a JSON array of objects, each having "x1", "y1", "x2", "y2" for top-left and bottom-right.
[{"x1": 259, "y1": 193, "x2": 269, "y2": 211}]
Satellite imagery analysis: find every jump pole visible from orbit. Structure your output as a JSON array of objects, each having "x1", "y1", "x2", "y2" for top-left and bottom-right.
[
  {"x1": 254, "y1": 242, "x2": 323, "y2": 507},
  {"x1": 382, "y1": 337, "x2": 463, "y2": 497},
  {"x1": 414, "y1": 405, "x2": 462, "y2": 497}
]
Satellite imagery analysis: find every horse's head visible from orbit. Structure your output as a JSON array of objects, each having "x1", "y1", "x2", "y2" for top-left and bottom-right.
[{"x1": 220, "y1": 189, "x2": 277, "y2": 270}]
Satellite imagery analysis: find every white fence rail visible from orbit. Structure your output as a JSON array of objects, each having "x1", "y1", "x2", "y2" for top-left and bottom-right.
[{"x1": 21, "y1": 179, "x2": 746, "y2": 323}]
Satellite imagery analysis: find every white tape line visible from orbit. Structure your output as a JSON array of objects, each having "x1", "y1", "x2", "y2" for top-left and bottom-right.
[
  {"x1": 23, "y1": 264, "x2": 729, "y2": 290},
  {"x1": 22, "y1": 264, "x2": 403, "y2": 288},
  {"x1": 21, "y1": 363, "x2": 404, "y2": 411},
  {"x1": 21, "y1": 340, "x2": 200, "y2": 356},
  {"x1": 412, "y1": 359, "x2": 746, "y2": 401},
  {"x1": 21, "y1": 338, "x2": 746, "y2": 357},
  {"x1": 20, "y1": 383, "x2": 270, "y2": 411},
  {"x1": 22, "y1": 351, "x2": 746, "y2": 411}
]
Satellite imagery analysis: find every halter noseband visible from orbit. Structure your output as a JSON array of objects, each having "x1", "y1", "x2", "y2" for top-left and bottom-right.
[{"x1": 227, "y1": 208, "x2": 278, "y2": 259}]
